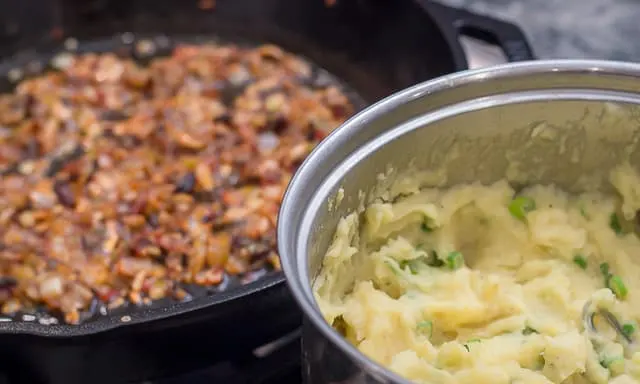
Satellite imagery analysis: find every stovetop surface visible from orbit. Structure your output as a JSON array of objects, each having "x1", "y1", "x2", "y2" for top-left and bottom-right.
[
  {"x1": 0, "y1": 331, "x2": 302, "y2": 384},
  {"x1": 152, "y1": 331, "x2": 302, "y2": 384}
]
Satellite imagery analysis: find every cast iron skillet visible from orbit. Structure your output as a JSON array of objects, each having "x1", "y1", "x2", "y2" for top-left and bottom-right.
[{"x1": 0, "y1": 0, "x2": 534, "y2": 383}]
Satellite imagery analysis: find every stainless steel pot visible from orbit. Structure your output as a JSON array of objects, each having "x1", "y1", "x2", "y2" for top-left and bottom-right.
[{"x1": 277, "y1": 60, "x2": 640, "y2": 384}]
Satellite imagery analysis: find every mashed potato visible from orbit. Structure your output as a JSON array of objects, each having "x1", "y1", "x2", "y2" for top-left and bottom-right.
[{"x1": 313, "y1": 163, "x2": 640, "y2": 384}]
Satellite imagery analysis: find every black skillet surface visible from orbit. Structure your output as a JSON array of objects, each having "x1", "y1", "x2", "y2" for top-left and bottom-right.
[{"x1": 0, "y1": 0, "x2": 534, "y2": 383}]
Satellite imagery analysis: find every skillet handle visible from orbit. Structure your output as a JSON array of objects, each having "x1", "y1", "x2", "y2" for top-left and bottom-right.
[{"x1": 422, "y1": 0, "x2": 535, "y2": 62}]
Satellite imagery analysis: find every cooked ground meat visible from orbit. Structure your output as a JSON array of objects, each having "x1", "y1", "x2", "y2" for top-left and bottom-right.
[{"x1": 0, "y1": 43, "x2": 354, "y2": 324}]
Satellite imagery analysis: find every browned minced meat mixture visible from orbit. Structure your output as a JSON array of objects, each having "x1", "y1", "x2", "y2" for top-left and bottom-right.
[{"x1": 0, "y1": 44, "x2": 354, "y2": 324}]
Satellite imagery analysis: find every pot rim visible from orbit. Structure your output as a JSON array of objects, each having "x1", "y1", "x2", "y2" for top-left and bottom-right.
[{"x1": 278, "y1": 59, "x2": 640, "y2": 382}]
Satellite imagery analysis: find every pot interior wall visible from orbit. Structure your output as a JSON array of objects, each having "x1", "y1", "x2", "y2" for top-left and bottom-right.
[{"x1": 306, "y1": 96, "x2": 640, "y2": 278}]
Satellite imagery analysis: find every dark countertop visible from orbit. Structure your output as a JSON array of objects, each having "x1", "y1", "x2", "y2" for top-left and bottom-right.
[{"x1": 439, "y1": 0, "x2": 640, "y2": 61}]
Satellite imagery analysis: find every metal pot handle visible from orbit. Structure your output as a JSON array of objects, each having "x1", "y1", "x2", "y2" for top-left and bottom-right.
[{"x1": 420, "y1": 0, "x2": 536, "y2": 62}]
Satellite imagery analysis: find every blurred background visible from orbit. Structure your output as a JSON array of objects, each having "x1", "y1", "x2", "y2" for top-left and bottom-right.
[{"x1": 441, "y1": 0, "x2": 640, "y2": 60}]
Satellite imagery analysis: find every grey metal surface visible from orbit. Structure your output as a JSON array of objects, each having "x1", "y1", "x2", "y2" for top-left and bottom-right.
[
  {"x1": 278, "y1": 60, "x2": 640, "y2": 383},
  {"x1": 460, "y1": 35, "x2": 508, "y2": 68}
]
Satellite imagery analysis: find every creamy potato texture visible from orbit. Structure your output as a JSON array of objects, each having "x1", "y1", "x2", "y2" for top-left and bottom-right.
[{"x1": 314, "y1": 164, "x2": 640, "y2": 384}]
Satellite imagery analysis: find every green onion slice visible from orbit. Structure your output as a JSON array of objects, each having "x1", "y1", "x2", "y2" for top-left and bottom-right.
[
  {"x1": 607, "y1": 275, "x2": 628, "y2": 299},
  {"x1": 417, "y1": 320, "x2": 433, "y2": 338},
  {"x1": 446, "y1": 251, "x2": 464, "y2": 270},
  {"x1": 573, "y1": 254, "x2": 588, "y2": 269},
  {"x1": 509, "y1": 196, "x2": 536, "y2": 221},
  {"x1": 622, "y1": 323, "x2": 636, "y2": 338},
  {"x1": 610, "y1": 213, "x2": 623, "y2": 235}
]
